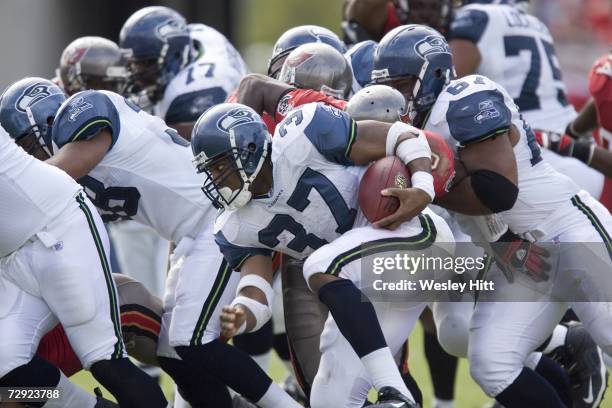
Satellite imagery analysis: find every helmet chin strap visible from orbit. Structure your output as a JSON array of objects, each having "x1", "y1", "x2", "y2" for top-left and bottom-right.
[
  {"x1": 25, "y1": 106, "x2": 52, "y2": 157},
  {"x1": 222, "y1": 131, "x2": 272, "y2": 210}
]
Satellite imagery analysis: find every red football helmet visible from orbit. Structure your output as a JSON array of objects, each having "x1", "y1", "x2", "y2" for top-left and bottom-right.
[
  {"x1": 588, "y1": 52, "x2": 612, "y2": 135},
  {"x1": 424, "y1": 130, "x2": 455, "y2": 198}
]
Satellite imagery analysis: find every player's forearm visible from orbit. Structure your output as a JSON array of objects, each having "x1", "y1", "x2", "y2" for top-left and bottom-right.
[
  {"x1": 589, "y1": 147, "x2": 612, "y2": 178},
  {"x1": 236, "y1": 74, "x2": 268, "y2": 115},
  {"x1": 569, "y1": 99, "x2": 598, "y2": 135}
]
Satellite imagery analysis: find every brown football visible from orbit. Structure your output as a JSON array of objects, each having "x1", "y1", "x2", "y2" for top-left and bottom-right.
[{"x1": 358, "y1": 156, "x2": 411, "y2": 223}]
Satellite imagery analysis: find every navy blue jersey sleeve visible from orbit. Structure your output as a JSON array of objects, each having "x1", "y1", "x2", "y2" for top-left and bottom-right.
[
  {"x1": 448, "y1": 8, "x2": 489, "y2": 43},
  {"x1": 52, "y1": 91, "x2": 120, "y2": 149},
  {"x1": 214, "y1": 230, "x2": 272, "y2": 271},
  {"x1": 165, "y1": 87, "x2": 227, "y2": 124},
  {"x1": 446, "y1": 89, "x2": 511, "y2": 146},
  {"x1": 303, "y1": 104, "x2": 357, "y2": 166}
]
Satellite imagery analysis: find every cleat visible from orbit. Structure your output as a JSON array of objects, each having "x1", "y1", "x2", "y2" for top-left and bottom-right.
[
  {"x1": 372, "y1": 386, "x2": 420, "y2": 408},
  {"x1": 550, "y1": 322, "x2": 608, "y2": 408}
]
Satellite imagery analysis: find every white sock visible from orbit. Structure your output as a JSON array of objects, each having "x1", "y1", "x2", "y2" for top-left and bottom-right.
[
  {"x1": 257, "y1": 382, "x2": 302, "y2": 408},
  {"x1": 252, "y1": 351, "x2": 271, "y2": 372},
  {"x1": 543, "y1": 325, "x2": 568, "y2": 354},
  {"x1": 433, "y1": 397, "x2": 455, "y2": 408},
  {"x1": 361, "y1": 347, "x2": 413, "y2": 401},
  {"x1": 43, "y1": 371, "x2": 97, "y2": 408}
]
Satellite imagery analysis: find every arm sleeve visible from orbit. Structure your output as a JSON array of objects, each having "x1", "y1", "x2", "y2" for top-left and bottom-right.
[
  {"x1": 446, "y1": 89, "x2": 511, "y2": 146},
  {"x1": 448, "y1": 8, "x2": 489, "y2": 44},
  {"x1": 215, "y1": 230, "x2": 272, "y2": 271},
  {"x1": 165, "y1": 87, "x2": 227, "y2": 124},
  {"x1": 300, "y1": 103, "x2": 356, "y2": 165},
  {"x1": 52, "y1": 91, "x2": 120, "y2": 149}
]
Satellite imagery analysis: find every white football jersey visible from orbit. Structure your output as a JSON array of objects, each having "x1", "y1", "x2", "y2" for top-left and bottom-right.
[
  {"x1": 51, "y1": 90, "x2": 215, "y2": 242},
  {"x1": 425, "y1": 75, "x2": 580, "y2": 234},
  {"x1": 214, "y1": 103, "x2": 441, "y2": 270},
  {"x1": 154, "y1": 24, "x2": 249, "y2": 124},
  {"x1": 450, "y1": 4, "x2": 576, "y2": 133},
  {"x1": 0, "y1": 126, "x2": 81, "y2": 257}
]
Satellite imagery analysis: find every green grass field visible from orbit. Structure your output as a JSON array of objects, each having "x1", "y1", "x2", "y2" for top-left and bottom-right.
[{"x1": 72, "y1": 322, "x2": 611, "y2": 407}]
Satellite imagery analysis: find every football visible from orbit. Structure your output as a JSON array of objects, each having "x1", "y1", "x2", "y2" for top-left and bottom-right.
[{"x1": 358, "y1": 156, "x2": 411, "y2": 223}]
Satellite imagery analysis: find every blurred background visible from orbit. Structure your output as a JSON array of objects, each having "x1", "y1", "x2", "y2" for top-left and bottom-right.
[{"x1": 2, "y1": 0, "x2": 608, "y2": 104}]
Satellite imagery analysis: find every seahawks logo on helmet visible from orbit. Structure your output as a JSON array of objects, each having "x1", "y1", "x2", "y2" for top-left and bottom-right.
[
  {"x1": 15, "y1": 83, "x2": 63, "y2": 112},
  {"x1": 415, "y1": 35, "x2": 451, "y2": 60},
  {"x1": 217, "y1": 109, "x2": 256, "y2": 132},
  {"x1": 156, "y1": 19, "x2": 186, "y2": 40}
]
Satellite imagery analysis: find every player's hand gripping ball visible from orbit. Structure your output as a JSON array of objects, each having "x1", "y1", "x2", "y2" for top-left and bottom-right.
[{"x1": 359, "y1": 156, "x2": 411, "y2": 224}]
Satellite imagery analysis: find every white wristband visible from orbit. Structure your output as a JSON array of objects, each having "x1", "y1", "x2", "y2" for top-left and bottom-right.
[
  {"x1": 395, "y1": 133, "x2": 432, "y2": 165},
  {"x1": 231, "y1": 295, "x2": 272, "y2": 333},
  {"x1": 385, "y1": 122, "x2": 428, "y2": 157},
  {"x1": 236, "y1": 274, "x2": 274, "y2": 305},
  {"x1": 411, "y1": 171, "x2": 435, "y2": 201}
]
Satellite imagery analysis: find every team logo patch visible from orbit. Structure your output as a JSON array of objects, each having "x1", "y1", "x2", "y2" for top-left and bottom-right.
[
  {"x1": 217, "y1": 108, "x2": 256, "y2": 132},
  {"x1": 156, "y1": 19, "x2": 186, "y2": 40},
  {"x1": 67, "y1": 96, "x2": 93, "y2": 122},
  {"x1": 277, "y1": 94, "x2": 293, "y2": 116},
  {"x1": 415, "y1": 35, "x2": 451, "y2": 60},
  {"x1": 474, "y1": 99, "x2": 500, "y2": 124},
  {"x1": 15, "y1": 83, "x2": 62, "y2": 112}
]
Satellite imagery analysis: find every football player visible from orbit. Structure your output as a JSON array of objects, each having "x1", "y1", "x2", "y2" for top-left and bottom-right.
[
  {"x1": 448, "y1": 0, "x2": 612, "y2": 200},
  {"x1": 372, "y1": 24, "x2": 612, "y2": 408},
  {"x1": 56, "y1": 34, "x2": 170, "y2": 383},
  {"x1": 347, "y1": 83, "x2": 608, "y2": 408},
  {"x1": 565, "y1": 52, "x2": 612, "y2": 210},
  {"x1": 119, "y1": 6, "x2": 249, "y2": 139},
  {"x1": 0, "y1": 78, "x2": 300, "y2": 408},
  {"x1": 190, "y1": 93, "x2": 455, "y2": 408},
  {"x1": 0, "y1": 103, "x2": 167, "y2": 407}
]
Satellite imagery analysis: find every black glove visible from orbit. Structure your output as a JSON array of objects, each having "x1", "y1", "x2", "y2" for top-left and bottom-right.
[{"x1": 491, "y1": 230, "x2": 551, "y2": 283}]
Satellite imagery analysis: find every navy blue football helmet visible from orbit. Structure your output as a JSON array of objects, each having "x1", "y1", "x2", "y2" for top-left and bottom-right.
[
  {"x1": 191, "y1": 103, "x2": 271, "y2": 210},
  {"x1": 267, "y1": 25, "x2": 347, "y2": 79},
  {"x1": 372, "y1": 25, "x2": 454, "y2": 125},
  {"x1": 119, "y1": 6, "x2": 192, "y2": 103},
  {"x1": 0, "y1": 77, "x2": 65, "y2": 157}
]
